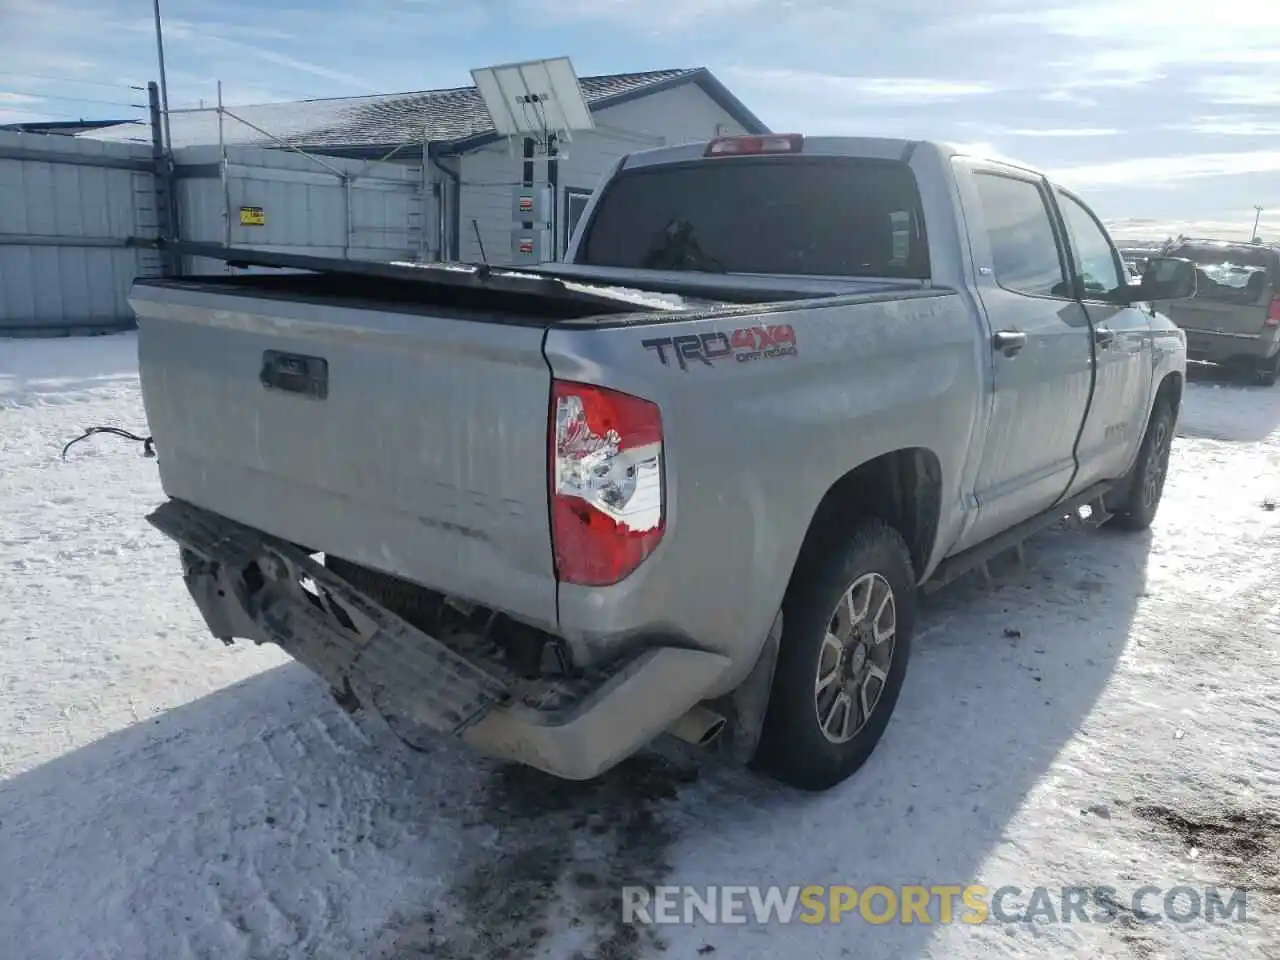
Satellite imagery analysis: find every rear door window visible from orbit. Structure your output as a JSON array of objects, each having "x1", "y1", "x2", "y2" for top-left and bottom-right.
[
  {"x1": 972, "y1": 172, "x2": 1070, "y2": 299},
  {"x1": 577, "y1": 156, "x2": 930, "y2": 279}
]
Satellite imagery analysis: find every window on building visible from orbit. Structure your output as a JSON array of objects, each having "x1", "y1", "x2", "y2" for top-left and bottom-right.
[{"x1": 973, "y1": 172, "x2": 1069, "y2": 298}]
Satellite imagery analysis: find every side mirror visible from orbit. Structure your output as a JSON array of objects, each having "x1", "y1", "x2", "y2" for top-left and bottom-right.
[{"x1": 1134, "y1": 256, "x2": 1197, "y2": 301}]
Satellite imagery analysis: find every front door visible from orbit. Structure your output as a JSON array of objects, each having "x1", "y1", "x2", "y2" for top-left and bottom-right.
[
  {"x1": 1053, "y1": 186, "x2": 1153, "y2": 491},
  {"x1": 951, "y1": 161, "x2": 1094, "y2": 552}
]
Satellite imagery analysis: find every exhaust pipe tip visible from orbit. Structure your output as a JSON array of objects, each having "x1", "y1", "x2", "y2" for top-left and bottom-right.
[
  {"x1": 667, "y1": 704, "x2": 727, "y2": 748},
  {"x1": 697, "y1": 715, "x2": 727, "y2": 747}
]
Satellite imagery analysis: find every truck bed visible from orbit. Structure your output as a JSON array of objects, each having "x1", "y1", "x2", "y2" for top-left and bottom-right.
[
  {"x1": 129, "y1": 245, "x2": 920, "y2": 635},
  {"x1": 128, "y1": 245, "x2": 800, "y2": 631}
]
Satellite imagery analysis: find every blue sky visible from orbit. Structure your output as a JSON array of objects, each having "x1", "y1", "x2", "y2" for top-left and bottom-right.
[{"x1": 2, "y1": 0, "x2": 1278, "y2": 243}]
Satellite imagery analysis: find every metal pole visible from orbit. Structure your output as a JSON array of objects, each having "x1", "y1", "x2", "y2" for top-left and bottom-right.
[
  {"x1": 152, "y1": 0, "x2": 173, "y2": 153},
  {"x1": 427, "y1": 135, "x2": 437, "y2": 261},
  {"x1": 547, "y1": 133, "x2": 559, "y2": 260},
  {"x1": 520, "y1": 135, "x2": 534, "y2": 263},
  {"x1": 147, "y1": 81, "x2": 178, "y2": 276},
  {"x1": 343, "y1": 175, "x2": 352, "y2": 260},
  {"x1": 1252, "y1": 205, "x2": 1263, "y2": 243},
  {"x1": 218, "y1": 81, "x2": 231, "y2": 254}
]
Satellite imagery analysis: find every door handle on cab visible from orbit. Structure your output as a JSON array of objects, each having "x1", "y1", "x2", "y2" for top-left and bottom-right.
[
  {"x1": 992, "y1": 329, "x2": 1027, "y2": 356},
  {"x1": 1094, "y1": 326, "x2": 1115, "y2": 348}
]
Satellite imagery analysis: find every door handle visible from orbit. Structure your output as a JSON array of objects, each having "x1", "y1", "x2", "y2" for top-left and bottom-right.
[
  {"x1": 260, "y1": 350, "x2": 329, "y2": 400},
  {"x1": 1094, "y1": 326, "x2": 1115, "y2": 347},
  {"x1": 992, "y1": 329, "x2": 1027, "y2": 356}
]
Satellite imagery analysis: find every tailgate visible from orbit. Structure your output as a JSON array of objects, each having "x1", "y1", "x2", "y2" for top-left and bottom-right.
[
  {"x1": 1167, "y1": 257, "x2": 1274, "y2": 336},
  {"x1": 128, "y1": 280, "x2": 559, "y2": 631},
  {"x1": 1167, "y1": 296, "x2": 1271, "y2": 337}
]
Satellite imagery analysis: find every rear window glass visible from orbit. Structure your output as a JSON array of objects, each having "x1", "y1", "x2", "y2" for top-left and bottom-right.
[
  {"x1": 1169, "y1": 243, "x2": 1274, "y2": 304},
  {"x1": 577, "y1": 156, "x2": 929, "y2": 279}
]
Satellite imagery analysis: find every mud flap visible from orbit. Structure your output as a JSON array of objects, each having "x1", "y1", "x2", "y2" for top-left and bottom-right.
[{"x1": 148, "y1": 499, "x2": 511, "y2": 736}]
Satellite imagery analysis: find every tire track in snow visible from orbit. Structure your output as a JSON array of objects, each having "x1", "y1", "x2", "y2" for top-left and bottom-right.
[{"x1": 371, "y1": 750, "x2": 703, "y2": 960}]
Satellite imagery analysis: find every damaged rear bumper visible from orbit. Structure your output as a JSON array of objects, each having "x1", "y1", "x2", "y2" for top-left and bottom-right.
[{"x1": 145, "y1": 498, "x2": 730, "y2": 780}]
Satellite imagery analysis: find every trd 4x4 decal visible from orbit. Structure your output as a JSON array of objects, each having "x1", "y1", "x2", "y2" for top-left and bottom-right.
[{"x1": 642, "y1": 324, "x2": 798, "y2": 370}]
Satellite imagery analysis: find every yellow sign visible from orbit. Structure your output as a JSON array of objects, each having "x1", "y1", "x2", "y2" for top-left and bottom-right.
[{"x1": 239, "y1": 205, "x2": 266, "y2": 226}]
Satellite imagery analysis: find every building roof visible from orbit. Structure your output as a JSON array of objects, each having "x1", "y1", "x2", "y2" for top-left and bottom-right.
[
  {"x1": 0, "y1": 118, "x2": 138, "y2": 136},
  {"x1": 81, "y1": 67, "x2": 768, "y2": 156}
]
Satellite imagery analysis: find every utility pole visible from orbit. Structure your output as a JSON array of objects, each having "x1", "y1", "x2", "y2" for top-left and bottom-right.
[
  {"x1": 152, "y1": 0, "x2": 173, "y2": 153},
  {"x1": 1252, "y1": 205, "x2": 1264, "y2": 243}
]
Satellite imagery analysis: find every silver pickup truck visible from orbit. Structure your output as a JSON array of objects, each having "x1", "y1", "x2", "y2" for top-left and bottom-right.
[{"x1": 129, "y1": 135, "x2": 1198, "y2": 792}]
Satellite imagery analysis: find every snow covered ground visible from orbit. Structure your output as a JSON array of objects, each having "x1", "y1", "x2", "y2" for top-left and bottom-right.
[{"x1": 1, "y1": 334, "x2": 1278, "y2": 960}]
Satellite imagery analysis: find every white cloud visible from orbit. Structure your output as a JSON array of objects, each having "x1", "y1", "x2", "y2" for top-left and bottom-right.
[
  {"x1": 1054, "y1": 150, "x2": 1280, "y2": 189},
  {"x1": 970, "y1": 0, "x2": 1280, "y2": 109},
  {"x1": 1039, "y1": 89, "x2": 1097, "y2": 107},
  {"x1": 841, "y1": 78, "x2": 996, "y2": 101},
  {"x1": 723, "y1": 68, "x2": 996, "y2": 103},
  {"x1": 999, "y1": 127, "x2": 1121, "y2": 138},
  {"x1": 225, "y1": 45, "x2": 376, "y2": 92},
  {"x1": 985, "y1": 1, "x2": 1280, "y2": 67},
  {"x1": 0, "y1": 107, "x2": 51, "y2": 124},
  {"x1": 519, "y1": 0, "x2": 765, "y2": 28},
  {"x1": 1196, "y1": 76, "x2": 1280, "y2": 106},
  {"x1": 116, "y1": 17, "x2": 379, "y2": 92},
  {"x1": 0, "y1": 92, "x2": 43, "y2": 104},
  {"x1": 1174, "y1": 117, "x2": 1280, "y2": 136},
  {"x1": 1105, "y1": 212, "x2": 1280, "y2": 245}
]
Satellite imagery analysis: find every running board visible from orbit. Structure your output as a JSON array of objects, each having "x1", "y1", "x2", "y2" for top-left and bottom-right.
[{"x1": 924, "y1": 482, "x2": 1114, "y2": 594}]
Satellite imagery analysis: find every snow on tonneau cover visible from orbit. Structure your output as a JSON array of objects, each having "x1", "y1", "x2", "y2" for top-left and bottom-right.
[{"x1": 127, "y1": 261, "x2": 686, "y2": 633}]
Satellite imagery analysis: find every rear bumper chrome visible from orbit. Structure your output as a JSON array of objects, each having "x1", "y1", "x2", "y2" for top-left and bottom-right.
[{"x1": 146, "y1": 498, "x2": 730, "y2": 780}]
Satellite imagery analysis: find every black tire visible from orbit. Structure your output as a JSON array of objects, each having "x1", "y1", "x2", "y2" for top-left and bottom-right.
[
  {"x1": 1104, "y1": 396, "x2": 1175, "y2": 532},
  {"x1": 751, "y1": 519, "x2": 916, "y2": 791}
]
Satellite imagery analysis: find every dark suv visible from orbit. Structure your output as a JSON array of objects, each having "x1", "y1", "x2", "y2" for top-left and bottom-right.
[{"x1": 1158, "y1": 239, "x2": 1280, "y2": 385}]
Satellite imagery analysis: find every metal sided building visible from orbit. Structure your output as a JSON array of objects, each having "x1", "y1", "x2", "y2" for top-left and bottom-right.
[{"x1": 85, "y1": 67, "x2": 770, "y2": 270}]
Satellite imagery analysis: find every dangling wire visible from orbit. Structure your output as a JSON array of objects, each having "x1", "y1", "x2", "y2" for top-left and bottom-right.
[{"x1": 61, "y1": 426, "x2": 155, "y2": 460}]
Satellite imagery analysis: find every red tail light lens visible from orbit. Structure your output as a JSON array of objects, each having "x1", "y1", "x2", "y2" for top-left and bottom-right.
[
  {"x1": 1267, "y1": 296, "x2": 1280, "y2": 327},
  {"x1": 549, "y1": 380, "x2": 664, "y2": 587},
  {"x1": 704, "y1": 134, "x2": 804, "y2": 157}
]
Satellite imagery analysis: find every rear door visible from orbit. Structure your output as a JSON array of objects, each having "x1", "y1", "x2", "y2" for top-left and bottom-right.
[
  {"x1": 950, "y1": 160, "x2": 1094, "y2": 551},
  {"x1": 1052, "y1": 186, "x2": 1153, "y2": 489},
  {"x1": 1163, "y1": 242, "x2": 1278, "y2": 342}
]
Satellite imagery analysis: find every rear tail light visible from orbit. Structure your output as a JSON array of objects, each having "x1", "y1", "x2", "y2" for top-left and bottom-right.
[
  {"x1": 704, "y1": 133, "x2": 804, "y2": 157},
  {"x1": 1266, "y1": 296, "x2": 1280, "y2": 327},
  {"x1": 550, "y1": 380, "x2": 664, "y2": 587}
]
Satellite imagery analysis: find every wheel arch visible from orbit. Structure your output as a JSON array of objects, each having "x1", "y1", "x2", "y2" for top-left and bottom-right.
[
  {"x1": 1135, "y1": 369, "x2": 1184, "y2": 466},
  {"x1": 786, "y1": 447, "x2": 944, "y2": 595},
  {"x1": 1156, "y1": 369, "x2": 1184, "y2": 416}
]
